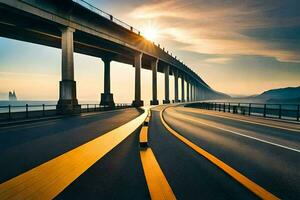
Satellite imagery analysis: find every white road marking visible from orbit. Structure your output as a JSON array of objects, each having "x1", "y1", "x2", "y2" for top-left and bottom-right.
[
  {"x1": 178, "y1": 107, "x2": 300, "y2": 133},
  {"x1": 169, "y1": 110, "x2": 300, "y2": 153}
]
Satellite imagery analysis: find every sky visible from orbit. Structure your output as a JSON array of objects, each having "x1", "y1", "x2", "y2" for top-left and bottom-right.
[{"x1": 0, "y1": 0, "x2": 300, "y2": 102}]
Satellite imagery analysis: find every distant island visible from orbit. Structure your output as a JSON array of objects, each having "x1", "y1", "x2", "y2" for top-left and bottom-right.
[
  {"x1": 9, "y1": 90, "x2": 17, "y2": 101},
  {"x1": 250, "y1": 86, "x2": 300, "y2": 103}
]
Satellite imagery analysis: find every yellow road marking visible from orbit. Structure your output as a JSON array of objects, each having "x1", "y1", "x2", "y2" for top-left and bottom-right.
[
  {"x1": 139, "y1": 109, "x2": 176, "y2": 200},
  {"x1": 180, "y1": 107, "x2": 300, "y2": 133},
  {"x1": 140, "y1": 148, "x2": 176, "y2": 200},
  {"x1": 0, "y1": 111, "x2": 148, "y2": 200},
  {"x1": 171, "y1": 110, "x2": 300, "y2": 153},
  {"x1": 160, "y1": 107, "x2": 280, "y2": 200},
  {"x1": 139, "y1": 126, "x2": 149, "y2": 147}
]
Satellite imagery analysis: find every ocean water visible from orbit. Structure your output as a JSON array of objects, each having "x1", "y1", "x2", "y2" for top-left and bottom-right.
[{"x1": 0, "y1": 100, "x2": 99, "y2": 113}]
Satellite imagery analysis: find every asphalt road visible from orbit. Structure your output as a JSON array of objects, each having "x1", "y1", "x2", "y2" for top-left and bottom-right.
[
  {"x1": 1, "y1": 105, "x2": 299, "y2": 199},
  {"x1": 149, "y1": 106, "x2": 257, "y2": 200},
  {"x1": 0, "y1": 108, "x2": 142, "y2": 183},
  {"x1": 162, "y1": 105, "x2": 300, "y2": 200}
]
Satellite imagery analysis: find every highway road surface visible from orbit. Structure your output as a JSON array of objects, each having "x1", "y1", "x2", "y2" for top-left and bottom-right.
[
  {"x1": 0, "y1": 105, "x2": 299, "y2": 199},
  {"x1": 160, "y1": 105, "x2": 300, "y2": 199}
]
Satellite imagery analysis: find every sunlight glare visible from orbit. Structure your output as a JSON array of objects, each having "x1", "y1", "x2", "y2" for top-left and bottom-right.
[{"x1": 142, "y1": 22, "x2": 159, "y2": 41}]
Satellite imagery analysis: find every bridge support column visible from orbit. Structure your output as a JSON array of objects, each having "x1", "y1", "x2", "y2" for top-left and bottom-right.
[
  {"x1": 132, "y1": 53, "x2": 144, "y2": 107},
  {"x1": 174, "y1": 69, "x2": 179, "y2": 102},
  {"x1": 181, "y1": 74, "x2": 185, "y2": 102},
  {"x1": 193, "y1": 83, "x2": 196, "y2": 101},
  {"x1": 163, "y1": 65, "x2": 170, "y2": 104},
  {"x1": 190, "y1": 83, "x2": 193, "y2": 101},
  {"x1": 100, "y1": 57, "x2": 115, "y2": 107},
  {"x1": 195, "y1": 85, "x2": 197, "y2": 101},
  {"x1": 150, "y1": 59, "x2": 159, "y2": 105},
  {"x1": 187, "y1": 78, "x2": 190, "y2": 102},
  {"x1": 57, "y1": 27, "x2": 80, "y2": 114}
]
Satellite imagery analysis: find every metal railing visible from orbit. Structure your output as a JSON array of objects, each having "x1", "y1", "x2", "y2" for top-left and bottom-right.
[
  {"x1": 186, "y1": 102, "x2": 300, "y2": 121},
  {"x1": 0, "y1": 103, "x2": 132, "y2": 122},
  {"x1": 71, "y1": 0, "x2": 185, "y2": 66},
  {"x1": 72, "y1": 0, "x2": 140, "y2": 34}
]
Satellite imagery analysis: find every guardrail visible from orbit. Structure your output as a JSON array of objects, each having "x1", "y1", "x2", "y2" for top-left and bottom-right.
[
  {"x1": 71, "y1": 0, "x2": 186, "y2": 68},
  {"x1": 72, "y1": 0, "x2": 141, "y2": 35},
  {"x1": 0, "y1": 103, "x2": 132, "y2": 122},
  {"x1": 185, "y1": 102, "x2": 300, "y2": 121}
]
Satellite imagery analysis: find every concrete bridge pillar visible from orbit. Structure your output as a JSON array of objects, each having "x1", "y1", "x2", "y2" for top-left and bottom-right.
[
  {"x1": 181, "y1": 74, "x2": 185, "y2": 102},
  {"x1": 174, "y1": 69, "x2": 179, "y2": 102},
  {"x1": 150, "y1": 59, "x2": 159, "y2": 105},
  {"x1": 190, "y1": 83, "x2": 193, "y2": 101},
  {"x1": 100, "y1": 57, "x2": 115, "y2": 107},
  {"x1": 132, "y1": 53, "x2": 144, "y2": 107},
  {"x1": 195, "y1": 85, "x2": 197, "y2": 101},
  {"x1": 163, "y1": 65, "x2": 170, "y2": 104},
  {"x1": 187, "y1": 78, "x2": 190, "y2": 102},
  {"x1": 57, "y1": 27, "x2": 80, "y2": 113}
]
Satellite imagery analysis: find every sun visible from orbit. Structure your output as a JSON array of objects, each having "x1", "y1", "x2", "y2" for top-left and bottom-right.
[{"x1": 142, "y1": 22, "x2": 159, "y2": 41}]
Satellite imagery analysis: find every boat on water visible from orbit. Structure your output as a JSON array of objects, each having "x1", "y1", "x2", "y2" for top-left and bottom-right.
[{"x1": 9, "y1": 90, "x2": 17, "y2": 101}]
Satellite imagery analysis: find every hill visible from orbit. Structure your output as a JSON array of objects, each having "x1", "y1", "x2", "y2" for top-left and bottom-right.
[{"x1": 255, "y1": 86, "x2": 300, "y2": 103}]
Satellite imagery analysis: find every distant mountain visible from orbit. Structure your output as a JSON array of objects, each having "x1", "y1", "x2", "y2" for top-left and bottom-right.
[
  {"x1": 254, "y1": 86, "x2": 300, "y2": 103},
  {"x1": 266, "y1": 97, "x2": 300, "y2": 103}
]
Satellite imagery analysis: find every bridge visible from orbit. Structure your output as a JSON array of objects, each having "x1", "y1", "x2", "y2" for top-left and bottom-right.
[
  {"x1": 0, "y1": 1, "x2": 299, "y2": 200},
  {"x1": 0, "y1": 0, "x2": 226, "y2": 113}
]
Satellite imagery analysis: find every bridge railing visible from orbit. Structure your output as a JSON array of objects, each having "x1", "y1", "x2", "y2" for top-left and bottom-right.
[
  {"x1": 72, "y1": 0, "x2": 140, "y2": 35},
  {"x1": 0, "y1": 103, "x2": 132, "y2": 122},
  {"x1": 71, "y1": 0, "x2": 187, "y2": 69},
  {"x1": 185, "y1": 102, "x2": 300, "y2": 121}
]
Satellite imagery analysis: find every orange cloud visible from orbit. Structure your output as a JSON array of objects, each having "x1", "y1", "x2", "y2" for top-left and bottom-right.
[{"x1": 130, "y1": 0, "x2": 300, "y2": 63}]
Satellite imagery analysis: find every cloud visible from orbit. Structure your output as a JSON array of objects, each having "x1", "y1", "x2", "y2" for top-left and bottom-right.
[
  {"x1": 129, "y1": 0, "x2": 300, "y2": 63},
  {"x1": 204, "y1": 57, "x2": 232, "y2": 64}
]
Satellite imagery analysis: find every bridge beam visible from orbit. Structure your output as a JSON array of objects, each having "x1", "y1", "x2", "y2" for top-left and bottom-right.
[
  {"x1": 150, "y1": 59, "x2": 159, "y2": 105},
  {"x1": 132, "y1": 53, "x2": 144, "y2": 107},
  {"x1": 163, "y1": 65, "x2": 170, "y2": 104},
  {"x1": 181, "y1": 74, "x2": 185, "y2": 102},
  {"x1": 174, "y1": 69, "x2": 179, "y2": 102},
  {"x1": 57, "y1": 27, "x2": 80, "y2": 113},
  {"x1": 100, "y1": 57, "x2": 115, "y2": 107}
]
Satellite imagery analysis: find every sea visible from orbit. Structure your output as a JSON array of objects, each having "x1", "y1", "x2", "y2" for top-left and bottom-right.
[
  {"x1": 0, "y1": 100, "x2": 99, "y2": 113},
  {"x1": 0, "y1": 98, "x2": 299, "y2": 114}
]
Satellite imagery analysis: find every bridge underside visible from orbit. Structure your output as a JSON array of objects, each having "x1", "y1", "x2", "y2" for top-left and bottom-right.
[
  {"x1": 0, "y1": 3, "x2": 167, "y2": 73},
  {"x1": 0, "y1": 0, "x2": 227, "y2": 111}
]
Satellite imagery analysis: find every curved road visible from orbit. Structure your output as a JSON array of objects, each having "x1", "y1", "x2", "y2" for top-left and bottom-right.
[
  {"x1": 160, "y1": 105, "x2": 300, "y2": 199},
  {"x1": 0, "y1": 105, "x2": 299, "y2": 199}
]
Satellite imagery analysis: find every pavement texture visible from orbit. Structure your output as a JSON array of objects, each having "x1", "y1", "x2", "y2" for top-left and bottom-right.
[{"x1": 1, "y1": 105, "x2": 299, "y2": 199}]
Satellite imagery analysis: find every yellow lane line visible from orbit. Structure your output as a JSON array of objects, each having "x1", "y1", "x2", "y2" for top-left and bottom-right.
[
  {"x1": 139, "y1": 110, "x2": 176, "y2": 200},
  {"x1": 171, "y1": 110, "x2": 300, "y2": 153},
  {"x1": 182, "y1": 111, "x2": 300, "y2": 153},
  {"x1": 0, "y1": 111, "x2": 148, "y2": 200},
  {"x1": 140, "y1": 149, "x2": 176, "y2": 200},
  {"x1": 160, "y1": 107, "x2": 280, "y2": 200},
  {"x1": 180, "y1": 107, "x2": 300, "y2": 133},
  {"x1": 139, "y1": 126, "x2": 148, "y2": 148}
]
